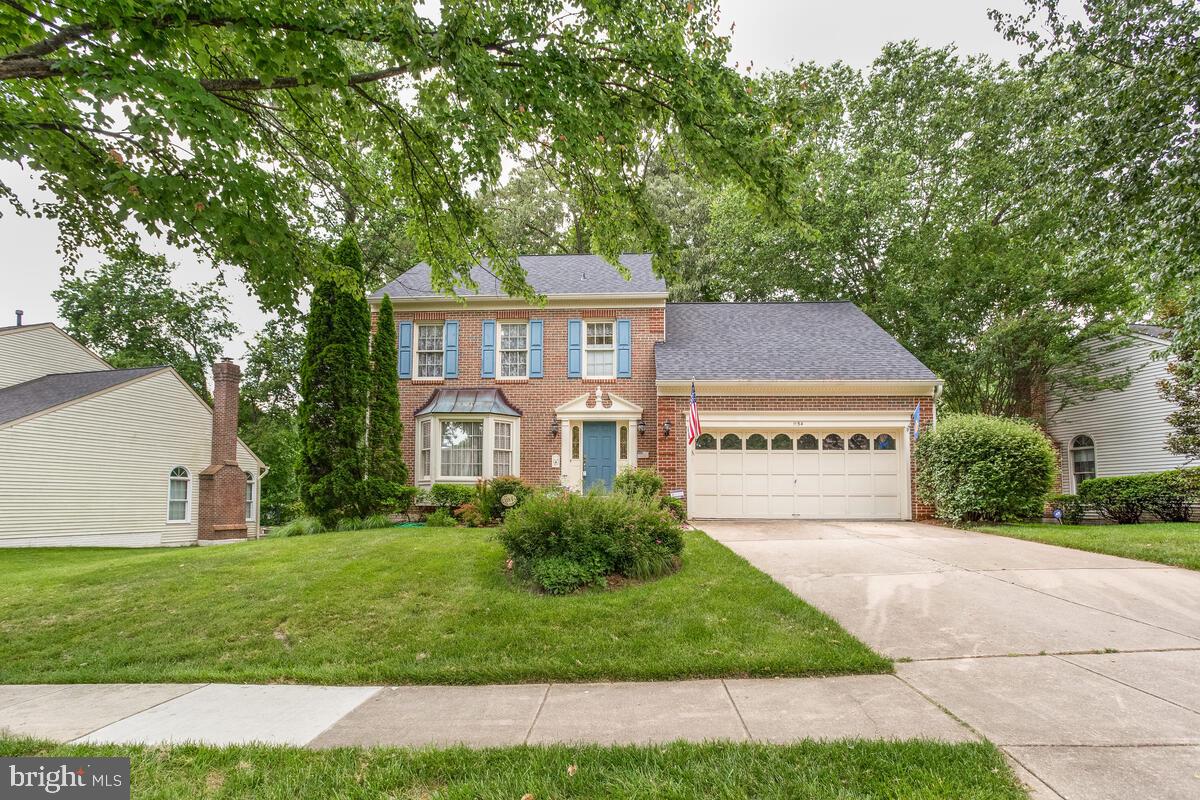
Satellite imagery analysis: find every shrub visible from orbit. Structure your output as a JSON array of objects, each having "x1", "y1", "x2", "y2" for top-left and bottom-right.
[
  {"x1": 498, "y1": 490, "x2": 684, "y2": 594},
  {"x1": 661, "y1": 495, "x2": 687, "y2": 522},
  {"x1": 454, "y1": 501, "x2": 489, "y2": 528},
  {"x1": 1079, "y1": 474, "x2": 1156, "y2": 524},
  {"x1": 360, "y1": 514, "x2": 394, "y2": 530},
  {"x1": 914, "y1": 414, "x2": 1056, "y2": 523},
  {"x1": 480, "y1": 475, "x2": 533, "y2": 520},
  {"x1": 334, "y1": 516, "x2": 364, "y2": 532},
  {"x1": 270, "y1": 515, "x2": 326, "y2": 537},
  {"x1": 614, "y1": 467, "x2": 664, "y2": 500},
  {"x1": 427, "y1": 483, "x2": 476, "y2": 509},
  {"x1": 424, "y1": 508, "x2": 457, "y2": 528},
  {"x1": 1145, "y1": 468, "x2": 1200, "y2": 522},
  {"x1": 1047, "y1": 494, "x2": 1086, "y2": 525}
]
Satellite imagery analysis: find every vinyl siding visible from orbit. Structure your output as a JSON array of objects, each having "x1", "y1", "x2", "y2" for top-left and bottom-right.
[
  {"x1": 1046, "y1": 336, "x2": 1190, "y2": 489},
  {"x1": 0, "y1": 325, "x2": 110, "y2": 389},
  {"x1": 0, "y1": 370, "x2": 261, "y2": 547}
]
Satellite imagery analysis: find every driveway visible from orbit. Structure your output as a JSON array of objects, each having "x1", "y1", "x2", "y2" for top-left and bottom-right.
[{"x1": 703, "y1": 519, "x2": 1200, "y2": 800}]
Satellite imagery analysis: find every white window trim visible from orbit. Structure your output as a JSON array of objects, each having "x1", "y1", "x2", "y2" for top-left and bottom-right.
[
  {"x1": 415, "y1": 415, "x2": 521, "y2": 485},
  {"x1": 419, "y1": 419, "x2": 432, "y2": 480},
  {"x1": 416, "y1": 322, "x2": 445, "y2": 380},
  {"x1": 498, "y1": 320, "x2": 529, "y2": 380},
  {"x1": 494, "y1": 419, "x2": 515, "y2": 477},
  {"x1": 244, "y1": 471, "x2": 256, "y2": 522},
  {"x1": 583, "y1": 320, "x2": 616, "y2": 379},
  {"x1": 1069, "y1": 434, "x2": 1097, "y2": 493},
  {"x1": 166, "y1": 466, "x2": 192, "y2": 524}
]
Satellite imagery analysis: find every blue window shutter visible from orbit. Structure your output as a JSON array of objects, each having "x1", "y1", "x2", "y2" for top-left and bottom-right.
[
  {"x1": 481, "y1": 320, "x2": 496, "y2": 378},
  {"x1": 397, "y1": 321, "x2": 412, "y2": 379},
  {"x1": 529, "y1": 319, "x2": 544, "y2": 378},
  {"x1": 616, "y1": 319, "x2": 632, "y2": 378},
  {"x1": 444, "y1": 321, "x2": 458, "y2": 378},
  {"x1": 567, "y1": 319, "x2": 582, "y2": 378}
]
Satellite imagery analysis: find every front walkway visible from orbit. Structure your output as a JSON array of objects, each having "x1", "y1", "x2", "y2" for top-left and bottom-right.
[{"x1": 704, "y1": 519, "x2": 1200, "y2": 800}]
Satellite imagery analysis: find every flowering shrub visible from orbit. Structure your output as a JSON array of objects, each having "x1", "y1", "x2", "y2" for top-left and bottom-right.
[{"x1": 498, "y1": 490, "x2": 684, "y2": 594}]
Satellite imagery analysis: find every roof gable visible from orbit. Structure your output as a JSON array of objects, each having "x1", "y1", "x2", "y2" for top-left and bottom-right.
[
  {"x1": 655, "y1": 303, "x2": 938, "y2": 383},
  {"x1": 0, "y1": 367, "x2": 165, "y2": 427},
  {"x1": 370, "y1": 253, "x2": 666, "y2": 300}
]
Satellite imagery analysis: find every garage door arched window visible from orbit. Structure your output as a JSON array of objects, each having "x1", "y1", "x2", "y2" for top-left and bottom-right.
[
  {"x1": 848, "y1": 433, "x2": 870, "y2": 451},
  {"x1": 720, "y1": 433, "x2": 743, "y2": 450},
  {"x1": 797, "y1": 434, "x2": 818, "y2": 450},
  {"x1": 746, "y1": 434, "x2": 768, "y2": 451},
  {"x1": 695, "y1": 433, "x2": 716, "y2": 450},
  {"x1": 167, "y1": 466, "x2": 190, "y2": 522},
  {"x1": 771, "y1": 434, "x2": 793, "y2": 450},
  {"x1": 822, "y1": 433, "x2": 844, "y2": 451},
  {"x1": 1070, "y1": 435, "x2": 1097, "y2": 491},
  {"x1": 874, "y1": 434, "x2": 896, "y2": 451}
]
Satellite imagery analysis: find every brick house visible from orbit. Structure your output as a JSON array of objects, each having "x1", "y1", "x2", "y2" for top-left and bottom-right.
[{"x1": 371, "y1": 254, "x2": 942, "y2": 520}]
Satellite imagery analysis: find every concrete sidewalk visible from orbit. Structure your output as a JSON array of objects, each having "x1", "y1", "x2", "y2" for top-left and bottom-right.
[{"x1": 0, "y1": 674, "x2": 973, "y2": 749}]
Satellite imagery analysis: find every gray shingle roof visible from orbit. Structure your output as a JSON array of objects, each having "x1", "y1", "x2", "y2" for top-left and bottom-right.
[
  {"x1": 415, "y1": 388, "x2": 521, "y2": 416},
  {"x1": 1129, "y1": 323, "x2": 1173, "y2": 340},
  {"x1": 370, "y1": 253, "x2": 666, "y2": 299},
  {"x1": 656, "y1": 303, "x2": 938, "y2": 382},
  {"x1": 0, "y1": 367, "x2": 166, "y2": 426}
]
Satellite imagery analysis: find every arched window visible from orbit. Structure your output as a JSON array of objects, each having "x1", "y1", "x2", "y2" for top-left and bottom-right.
[
  {"x1": 167, "y1": 467, "x2": 190, "y2": 522},
  {"x1": 695, "y1": 433, "x2": 717, "y2": 450},
  {"x1": 874, "y1": 433, "x2": 896, "y2": 451},
  {"x1": 746, "y1": 434, "x2": 768, "y2": 451},
  {"x1": 848, "y1": 433, "x2": 870, "y2": 451},
  {"x1": 822, "y1": 433, "x2": 844, "y2": 451},
  {"x1": 244, "y1": 471, "x2": 255, "y2": 521},
  {"x1": 1070, "y1": 435, "x2": 1096, "y2": 490},
  {"x1": 720, "y1": 433, "x2": 743, "y2": 450},
  {"x1": 771, "y1": 433, "x2": 794, "y2": 450},
  {"x1": 797, "y1": 434, "x2": 818, "y2": 450}
]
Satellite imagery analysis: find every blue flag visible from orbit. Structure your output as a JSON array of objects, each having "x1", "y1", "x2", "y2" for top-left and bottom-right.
[{"x1": 912, "y1": 402, "x2": 922, "y2": 441}]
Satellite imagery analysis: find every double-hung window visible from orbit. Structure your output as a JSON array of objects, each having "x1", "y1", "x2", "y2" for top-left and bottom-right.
[
  {"x1": 499, "y1": 322, "x2": 528, "y2": 378},
  {"x1": 419, "y1": 419, "x2": 432, "y2": 479},
  {"x1": 244, "y1": 472, "x2": 255, "y2": 521},
  {"x1": 417, "y1": 324, "x2": 444, "y2": 378},
  {"x1": 585, "y1": 321, "x2": 615, "y2": 378},
  {"x1": 494, "y1": 421, "x2": 514, "y2": 476},
  {"x1": 440, "y1": 420, "x2": 484, "y2": 478},
  {"x1": 167, "y1": 466, "x2": 190, "y2": 522}
]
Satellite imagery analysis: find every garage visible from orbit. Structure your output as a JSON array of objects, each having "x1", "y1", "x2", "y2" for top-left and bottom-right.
[{"x1": 687, "y1": 422, "x2": 910, "y2": 520}]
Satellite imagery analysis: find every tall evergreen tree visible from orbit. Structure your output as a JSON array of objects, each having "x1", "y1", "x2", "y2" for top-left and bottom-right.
[
  {"x1": 297, "y1": 236, "x2": 371, "y2": 524},
  {"x1": 365, "y1": 295, "x2": 409, "y2": 505}
]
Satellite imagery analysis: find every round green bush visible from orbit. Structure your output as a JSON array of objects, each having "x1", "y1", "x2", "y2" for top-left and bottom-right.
[
  {"x1": 613, "y1": 467, "x2": 664, "y2": 500},
  {"x1": 914, "y1": 414, "x2": 1056, "y2": 523},
  {"x1": 498, "y1": 490, "x2": 684, "y2": 594}
]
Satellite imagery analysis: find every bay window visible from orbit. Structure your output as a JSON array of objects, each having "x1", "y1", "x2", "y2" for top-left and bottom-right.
[
  {"x1": 440, "y1": 420, "x2": 483, "y2": 478},
  {"x1": 415, "y1": 415, "x2": 519, "y2": 483},
  {"x1": 494, "y1": 421, "x2": 514, "y2": 476}
]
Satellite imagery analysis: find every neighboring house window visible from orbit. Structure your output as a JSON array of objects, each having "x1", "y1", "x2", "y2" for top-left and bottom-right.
[
  {"x1": 167, "y1": 466, "x2": 190, "y2": 522},
  {"x1": 494, "y1": 420, "x2": 513, "y2": 476},
  {"x1": 499, "y1": 322, "x2": 528, "y2": 378},
  {"x1": 585, "y1": 321, "x2": 615, "y2": 378},
  {"x1": 1070, "y1": 435, "x2": 1097, "y2": 490},
  {"x1": 420, "y1": 419, "x2": 432, "y2": 479},
  {"x1": 417, "y1": 323, "x2": 444, "y2": 378},
  {"x1": 244, "y1": 471, "x2": 255, "y2": 521},
  {"x1": 441, "y1": 420, "x2": 483, "y2": 478}
]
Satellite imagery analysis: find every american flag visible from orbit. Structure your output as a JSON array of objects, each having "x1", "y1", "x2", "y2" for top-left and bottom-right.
[{"x1": 687, "y1": 380, "x2": 702, "y2": 445}]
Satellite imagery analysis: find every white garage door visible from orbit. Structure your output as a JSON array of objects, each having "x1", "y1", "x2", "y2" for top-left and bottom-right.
[{"x1": 688, "y1": 429, "x2": 906, "y2": 519}]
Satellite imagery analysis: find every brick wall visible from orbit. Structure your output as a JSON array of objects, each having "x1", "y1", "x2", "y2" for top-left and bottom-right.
[
  {"x1": 655, "y1": 394, "x2": 936, "y2": 520},
  {"x1": 382, "y1": 306, "x2": 665, "y2": 486}
]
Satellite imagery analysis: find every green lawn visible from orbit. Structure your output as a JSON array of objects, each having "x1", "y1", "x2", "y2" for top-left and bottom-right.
[
  {"x1": 975, "y1": 522, "x2": 1200, "y2": 570},
  {"x1": 0, "y1": 528, "x2": 887, "y2": 685},
  {"x1": 0, "y1": 737, "x2": 1027, "y2": 800}
]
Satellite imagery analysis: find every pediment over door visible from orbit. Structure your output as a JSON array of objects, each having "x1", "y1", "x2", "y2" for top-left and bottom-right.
[{"x1": 555, "y1": 389, "x2": 643, "y2": 418}]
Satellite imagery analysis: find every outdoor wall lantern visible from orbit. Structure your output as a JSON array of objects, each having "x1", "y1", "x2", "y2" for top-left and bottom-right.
[
  {"x1": 550, "y1": 420, "x2": 560, "y2": 437},
  {"x1": 662, "y1": 420, "x2": 672, "y2": 438},
  {"x1": 637, "y1": 419, "x2": 646, "y2": 436}
]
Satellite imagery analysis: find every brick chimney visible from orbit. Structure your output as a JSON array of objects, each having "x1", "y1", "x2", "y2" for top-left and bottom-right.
[{"x1": 197, "y1": 358, "x2": 248, "y2": 541}]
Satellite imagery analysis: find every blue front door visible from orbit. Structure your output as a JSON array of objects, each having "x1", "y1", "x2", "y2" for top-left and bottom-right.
[{"x1": 582, "y1": 421, "x2": 617, "y2": 491}]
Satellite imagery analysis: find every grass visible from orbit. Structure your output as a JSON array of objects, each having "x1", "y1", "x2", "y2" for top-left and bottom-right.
[
  {"x1": 0, "y1": 528, "x2": 887, "y2": 685},
  {"x1": 0, "y1": 737, "x2": 1028, "y2": 800},
  {"x1": 974, "y1": 521, "x2": 1200, "y2": 570}
]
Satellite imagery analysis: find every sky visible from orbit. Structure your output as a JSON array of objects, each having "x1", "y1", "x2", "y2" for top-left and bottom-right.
[{"x1": 0, "y1": 0, "x2": 1056, "y2": 359}]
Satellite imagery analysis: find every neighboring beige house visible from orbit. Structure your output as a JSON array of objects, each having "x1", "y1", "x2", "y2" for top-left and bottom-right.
[
  {"x1": 1046, "y1": 324, "x2": 1191, "y2": 494},
  {"x1": 0, "y1": 321, "x2": 264, "y2": 547}
]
